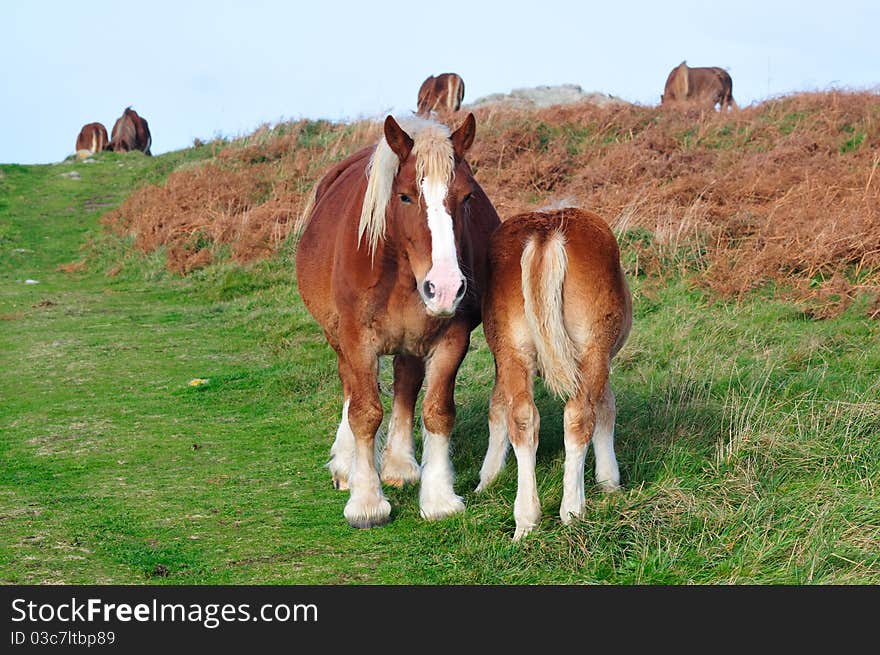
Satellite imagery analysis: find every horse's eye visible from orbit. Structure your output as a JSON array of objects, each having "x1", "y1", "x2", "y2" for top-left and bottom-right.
[
  {"x1": 399, "y1": 194, "x2": 412, "y2": 204},
  {"x1": 462, "y1": 192, "x2": 473, "y2": 203}
]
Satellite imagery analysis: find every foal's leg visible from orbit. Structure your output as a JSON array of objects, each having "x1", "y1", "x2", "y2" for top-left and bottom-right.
[
  {"x1": 592, "y1": 384, "x2": 621, "y2": 492},
  {"x1": 419, "y1": 327, "x2": 469, "y2": 520},
  {"x1": 560, "y1": 352, "x2": 610, "y2": 524},
  {"x1": 381, "y1": 355, "x2": 424, "y2": 487},
  {"x1": 500, "y1": 356, "x2": 541, "y2": 540},
  {"x1": 340, "y1": 348, "x2": 391, "y2": 528},
  {"x1": 475, "y1": 379, "x2": 510, "y2": 492}
]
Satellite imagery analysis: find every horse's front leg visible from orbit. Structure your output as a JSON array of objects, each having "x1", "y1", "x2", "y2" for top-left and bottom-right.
[
  {"x1": 419, "y1": 324, "x2": 469, "y2": 520},
  {"x1": 339, "y1": 345, "x2": 390, "y2": 528}
]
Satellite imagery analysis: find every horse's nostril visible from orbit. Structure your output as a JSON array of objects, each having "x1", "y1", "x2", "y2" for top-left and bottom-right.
[
  {"x1": 455, "y1": 280, "x2": 466, "y2": 299},
  {"x1": 423, "y1": 280, "x2": 436, "y2": 299}
]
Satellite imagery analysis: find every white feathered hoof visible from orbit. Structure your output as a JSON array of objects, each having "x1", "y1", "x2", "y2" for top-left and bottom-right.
[
  {"x1": 419, "y1": 492, "x2": 465, "y2": 521},
  {"x1": 344, "y1": 496, "x2": 392, "y2": 529},
  {"x1": 380, "y1": 455, "x2": 421, "y2": 488},
  {"x1": 597, "y1": 480, "x2": 622, "y2": 493}
]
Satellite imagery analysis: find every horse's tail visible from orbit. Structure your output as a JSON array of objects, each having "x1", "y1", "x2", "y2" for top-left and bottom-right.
[
  {"x1": 674, "y1": 61, "x2": 689, "y2": 99},
  {"x1": 520, "y1": 230, "x2": 581, "y2": 399}
]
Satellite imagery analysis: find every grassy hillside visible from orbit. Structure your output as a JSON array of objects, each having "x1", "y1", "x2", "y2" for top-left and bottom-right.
[{"x1": 1, "y1": 95, "x2": 878, "y2": 584}]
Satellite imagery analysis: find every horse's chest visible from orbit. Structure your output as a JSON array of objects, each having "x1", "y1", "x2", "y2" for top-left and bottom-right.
[
  {"x1": 385, "y1": 312, "x2": 445, "y2": 356},
  {"x1": 364, "y1": 296, "x2": 444, "y2": 356}
]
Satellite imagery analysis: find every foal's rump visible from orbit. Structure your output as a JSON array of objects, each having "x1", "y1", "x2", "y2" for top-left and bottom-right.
[{"x1": 486, "y1": 208, "x2": 632, "y2": 395}]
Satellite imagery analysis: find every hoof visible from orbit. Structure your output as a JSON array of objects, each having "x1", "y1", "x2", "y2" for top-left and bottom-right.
[
  {"x1": 346, "y1": 513, "x2": 392, "y2": 529},
  {"x1": 513, "y1": 524, "x2": 536, "y2": 541},
  {"x1": 419, "y1": 494, "x2": 465, "y2": 521},
  {"x1": 559, "y1": 505, "x2": 584, "y2": 525},
  {"x1": 380, "y1": 458, "x2": 421, "y2": 488},
  {"x1": 475, "y1": 479, "x2": 493, "y2": 493},
  {"x1": 344, "y1": 497, "x2": 391, "y2": 529},
  {"x1": 597, "y1": 481, "x2": 621, "y2": 493}
]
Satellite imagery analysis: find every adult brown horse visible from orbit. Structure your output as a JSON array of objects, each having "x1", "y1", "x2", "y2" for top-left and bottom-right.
[
  {"x1": 417, "y1": 73, "x2": 465, "y2": 116},
  {"x1": 476, "y1": 208, "x2": 632, "y2": 539},
  {"x1": 296, "y1": 113, "x2": 500, "y2": 528},
  {"x1": 661, "y1": 61, "x2": 736, "y2": 111},
  {"x1": 108, "y1": 107, "x2": 152, "y2": 155},
  {"x1": 75, "y1": 122, "x2": 109, "y2": 156}
]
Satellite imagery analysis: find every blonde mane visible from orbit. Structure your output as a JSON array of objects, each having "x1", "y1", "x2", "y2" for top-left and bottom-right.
[{"x1": 359, "y1": 116, "x2": 455, "y2": 258}]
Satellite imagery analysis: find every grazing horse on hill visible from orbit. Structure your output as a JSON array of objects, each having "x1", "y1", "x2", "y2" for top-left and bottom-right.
[
  {"x1": 75, "y1": 122, "x2": 109, "y2": 157},
  {"x1": 108, "y1": 107, "x2": 152, "y2": 155},
  {"x1": 475, "y1": 208, "x2": 632, "y2": 539},
  {"x1": 661, "y1": 61, "x2": 736, "y2": 111},
  {"x1": 295, "y1": 113, "x2": 500, "y2": 528},
  {"x1": 417, "y1": 73, "x2": 465, "y2": 116}
]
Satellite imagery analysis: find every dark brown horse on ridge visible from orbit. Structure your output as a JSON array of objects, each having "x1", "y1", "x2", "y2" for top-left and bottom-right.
[
  {"x1": 417, "y1": 73, "x2": 465, "y2": 116},
  {"x1": 107, "y1": 107, "x2": 152, "y2": 155},
  {"x1": 476, "y1": 208, "x2": 632, "y2": 539},
  {"x1": 295, "y1": 113, "x2": 500, "y2": 528}
]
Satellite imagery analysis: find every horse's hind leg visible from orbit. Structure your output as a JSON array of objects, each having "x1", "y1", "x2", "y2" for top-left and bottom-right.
[
  {"x1": 502, "y1": 356, "x2": 541, "y2": 540},
  {"x1": 592, "y1": 384, "x2": 621, "y2": 493},
  {"x1": 381, "y1": 355, "x2": 424, "y2": 487},
  {"x1": 560, "y1": 349, "x2": 610, "y2": 524},
  {"x1": 476, "y1": 378, "x2": 510, "y2": 492}
]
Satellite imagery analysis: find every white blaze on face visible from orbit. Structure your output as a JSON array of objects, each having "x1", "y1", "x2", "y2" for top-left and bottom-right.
[{"x1": 421, "y1": 175, "x2": 465, "y2": 315}]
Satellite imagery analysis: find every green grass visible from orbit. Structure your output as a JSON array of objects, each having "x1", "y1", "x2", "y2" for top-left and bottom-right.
[{"x1": 1, "y1": 147, "x2": 878, "y2": 584}]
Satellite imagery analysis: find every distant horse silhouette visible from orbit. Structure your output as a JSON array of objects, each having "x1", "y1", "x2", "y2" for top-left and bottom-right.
[
  {"x1": 417, "y1": 73, "x2": 465, "y2": 116},
  {"x1": 476, "y1": 208, "x2": 632, "y2": 539},
  {"x1": 661, "y1": 61, "x2": 736, "y2": 111},
  {"x1": 75, "y1": 122, "x2": 108, "y2": 158},
  {"x1": 107, "y1": 107, "x2": 152, "y2": 155},
  {"x1": 295, "y1": 113, "x2": 500, "y2": 528}
]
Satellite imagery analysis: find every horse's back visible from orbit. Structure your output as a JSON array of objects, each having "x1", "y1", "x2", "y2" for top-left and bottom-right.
[{"x1": 295, "y1": 146, "x2": 373, "y2": 332}]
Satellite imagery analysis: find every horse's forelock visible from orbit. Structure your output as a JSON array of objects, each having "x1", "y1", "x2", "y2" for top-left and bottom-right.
[{"x1": 359, "y1": 117, "x2": 455, "y2": 258}]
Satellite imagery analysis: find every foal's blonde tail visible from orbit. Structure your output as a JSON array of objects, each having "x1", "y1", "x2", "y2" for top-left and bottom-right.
[{"x1": 521, "y1": 231, "x2": 581, "y2": 399}]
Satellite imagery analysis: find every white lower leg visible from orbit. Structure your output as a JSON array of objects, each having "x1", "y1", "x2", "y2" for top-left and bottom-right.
[
  {"x1": 511, "y1": 439, "x2": 540, "y2": 540},
  {"x1": 593, "y1": 390, "x2": 621, "y2": 492},
  {"x1": 343, "y1": 437, "x2": 391, "y2": 528},
  {"x1": 328, "y1": 399, "x2": 355, "y2": 490},
  {"x1": 419, "y1": 425, "x2": 465, "y2": 520},
  {"x1": 380, "y1": 409, "x2": 420, "y2": 486},
  {"x1": 560, "y1": 440, "x2": 588, "y2": 523},
  {"x1": 476, "y1": 408, "x2": 509, "y2": 492}
]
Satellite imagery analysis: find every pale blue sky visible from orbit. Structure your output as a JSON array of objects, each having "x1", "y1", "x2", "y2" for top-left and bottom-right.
[{"x1": 2, "y1": 0, "x2": 877, "y2": 164}]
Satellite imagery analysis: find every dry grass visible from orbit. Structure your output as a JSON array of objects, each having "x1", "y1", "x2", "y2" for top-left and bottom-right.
[{"x1": 102, "y1": 91, "x2": 880, "y2": 315}]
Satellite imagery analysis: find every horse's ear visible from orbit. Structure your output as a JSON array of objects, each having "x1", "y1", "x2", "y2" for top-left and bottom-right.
[
  {"x1": 384, "y1": 116, "x2": 413, "y2": 162},
  {"x1": 451, "y1": 113, "x2": 476, "y2": 159}
]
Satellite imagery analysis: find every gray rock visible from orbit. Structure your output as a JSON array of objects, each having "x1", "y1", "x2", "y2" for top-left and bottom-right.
[{"x1": 468, "y1": 84, "x2": 629, "y2": 110}]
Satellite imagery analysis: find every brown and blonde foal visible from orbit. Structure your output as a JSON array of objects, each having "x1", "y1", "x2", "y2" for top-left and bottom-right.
[{"x1": 476, "y1": 208, "x2": 632, "y2": 539}]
